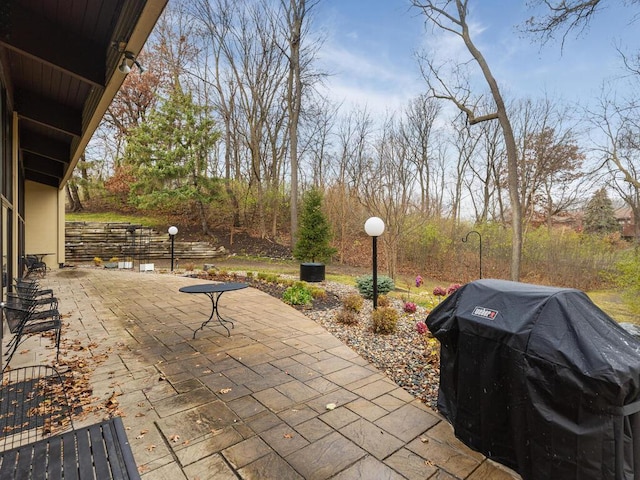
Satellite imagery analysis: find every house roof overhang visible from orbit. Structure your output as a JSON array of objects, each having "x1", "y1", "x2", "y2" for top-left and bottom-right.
[{"x1": 0, "y1": 0, "x2": 167, "y2": 189}]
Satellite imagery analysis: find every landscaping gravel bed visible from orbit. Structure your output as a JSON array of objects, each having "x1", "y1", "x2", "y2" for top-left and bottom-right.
[{"x1": 300, "y1": 281, "x2": 441, "y2": 409}]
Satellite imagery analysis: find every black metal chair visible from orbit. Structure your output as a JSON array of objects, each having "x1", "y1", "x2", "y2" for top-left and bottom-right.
[
  {"x1": 13, "y1": 278, "x2": 54, "y2": 299},
  {"x1": 22, "y1": 256, "x2": 46, "y2": 278},
  {"x1": 1, "y1": 302, "x2": 61, "y2": 368},
  {"x1": 0, "y1": 365, "x2": 73, "y2": 452},
  {"x1": 8, "y1": 281, "x2": 57, "y2": 310}
]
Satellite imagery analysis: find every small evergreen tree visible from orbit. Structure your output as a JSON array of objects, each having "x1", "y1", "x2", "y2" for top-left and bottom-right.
[
  {"x1": 293, "y1": 189, "x2": 337, "y2": 263},
  {"x1": 584, "y1": 188, "x2": 619, "y2": 235}
]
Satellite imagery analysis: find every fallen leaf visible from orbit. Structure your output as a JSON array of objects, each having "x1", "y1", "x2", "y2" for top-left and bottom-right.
[
  {"x1": 283, "y1": 433, "x2": 294, "y2": 439},
  {"x1": 105, "y1": 392, "x2": 120, "y2": 408},
  {"x1": 170, "y1": 434, "x2": 180, "y2": 443},
  {"x1": 219, "y1": 388, "x2": 232, "y2": 394},
  {"x1": 146, "y1": 444, "x2": 156, "y2": 452}
]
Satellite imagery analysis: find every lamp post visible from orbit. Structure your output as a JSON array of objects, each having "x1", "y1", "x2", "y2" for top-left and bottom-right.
[
  {"x1": 168, "y1": 226, "x2": 178, "y2": 272},
  {"x1": 364, "y1": 217, "x2": 385, "y2": 309},
  {"x1": 462, "y1": 230, "x2": 482, "y2": 279}
]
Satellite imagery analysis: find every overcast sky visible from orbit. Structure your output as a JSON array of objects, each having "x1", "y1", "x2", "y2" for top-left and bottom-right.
[{"x1": 313, "y1": 0, "x2": 640, "y2": 117}]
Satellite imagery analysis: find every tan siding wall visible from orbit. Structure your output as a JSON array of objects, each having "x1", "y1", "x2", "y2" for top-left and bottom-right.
[
  {"x1": 58, "y1": 192, "x2": 65, "y2": 266},
  {"x1": 25, "y1": 181, "x2": 59, "y2": 269}
]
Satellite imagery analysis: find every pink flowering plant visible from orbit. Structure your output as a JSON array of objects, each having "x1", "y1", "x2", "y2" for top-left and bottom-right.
[
  {"x1": 429, "y1": 282, "x2": 463, "y2": 307},
  {"x1": 404, "y1": 301, "x2": 417, "y2": 313},
  {"x1": 402, "y1": 275, "x2": 424, "y2": 312},
  {"x1": 404, "y1": 274, "x2": 462, "y2": 311},
  {"x1": 433, "y1": 286, "x2": 447, "y2": 296},
  {"x1": 415, "y1": 321, "x2": 428, "y2": 335}
]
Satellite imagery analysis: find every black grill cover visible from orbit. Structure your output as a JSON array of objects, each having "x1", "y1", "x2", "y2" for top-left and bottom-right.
[{"x1": 426, "y1": 279, "x2": 640, "y2": 480}]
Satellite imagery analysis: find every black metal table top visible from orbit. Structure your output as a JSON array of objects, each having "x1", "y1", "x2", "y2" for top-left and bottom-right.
[{"x1": 179, "y1": 282, "x2": 248, "y2": 294}]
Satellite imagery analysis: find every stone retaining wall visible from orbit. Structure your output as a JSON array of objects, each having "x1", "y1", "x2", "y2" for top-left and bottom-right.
[{"x1": 65, "y1": 221, "x2": 226, "y2": 262}]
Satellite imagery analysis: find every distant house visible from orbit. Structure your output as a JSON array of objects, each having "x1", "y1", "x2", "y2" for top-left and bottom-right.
[
  {"x1": 614, "y1": 206, "x2": 637, "y2": 239},
  {"x1": 529, "y1": 210, "x2": 584, "y2": 231}
]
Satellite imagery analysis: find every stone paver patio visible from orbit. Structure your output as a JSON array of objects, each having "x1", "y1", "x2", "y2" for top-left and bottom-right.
[{"x1": 5, "y1": 268, "x2": 520, "y2": 479}]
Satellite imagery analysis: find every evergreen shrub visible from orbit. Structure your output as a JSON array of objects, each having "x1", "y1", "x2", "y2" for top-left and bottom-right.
[
  {"x1": 293, "y1": 189, "x2": 337, "y2": 263},
  {"x1": 355, "y1": 275, "x2": 395, "y2": 299}
]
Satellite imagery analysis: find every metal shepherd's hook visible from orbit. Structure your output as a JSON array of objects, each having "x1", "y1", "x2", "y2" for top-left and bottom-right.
[{"x1": 462, "y1": 230, "x2": 482, "y2": 279}]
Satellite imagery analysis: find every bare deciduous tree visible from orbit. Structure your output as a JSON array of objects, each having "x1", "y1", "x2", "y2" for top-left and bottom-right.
[
  {"x1": 360, "y1": 115, "x2": 420, "y2": 279},
  {"x1": 511, "y1": 98, "x2": 584, "y2": 227},
  {"x1": 298, "y1": 95, "x2": 339, "y2": 189},
  {"x1": 467, "y1": 119, "x2": 504, "y2": 223},
  {"x1": 589, "y1": 95, "x2": 640, "y2": 241},
  {"x1": 192, "y1": 0, "x2": 289, "y2": 238},
  {"x1": 412, "y1": 0, "x2": 524, "y2": 280},
  {"x1": 523, "y1": 1, "x2": 640, "y2": 48},
  {"x1": 524, "y1": 0, "x2": 640, "y2": 229},
  {"x1": 449, "y1": 114, "x2": 481, "y2": 223},
  {"x1": 401, "y1": 94, "x2": 441, "y2": 215},
  {"x1": 524, "y1": 0, "x2": 604, "y2": 47},
  {"x1": 326, "y1": 108, "x2": 374, "y2": 263},
  {"x1": 279, "y1": 0, "x2": 320, "y2": 247}
]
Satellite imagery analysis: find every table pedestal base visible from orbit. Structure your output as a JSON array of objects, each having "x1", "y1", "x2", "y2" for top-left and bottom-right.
[{"x1": 193, "y1": 291, "x2": 234, "y2": 338}]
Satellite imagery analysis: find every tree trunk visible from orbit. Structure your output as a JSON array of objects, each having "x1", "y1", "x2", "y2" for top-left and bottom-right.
[
  {"x1": 65, "y1": 182, "x2": 83, "y2": 212},
  {"x1": 286, "y1": 0, "x2": 304, "y2": 249},
  {"x1": 460, "y1": 13, "x2": 522, "y2": 280},
  {"x1": 79, "y1": 155, "x2": 91, "y2": 201},
  {"x1": 197, "y1": 200, "x2": 211, "y2": 235}
]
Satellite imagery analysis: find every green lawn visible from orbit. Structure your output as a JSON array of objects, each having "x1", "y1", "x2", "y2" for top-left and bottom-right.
[
  {"x1": 66, "y1": 212, "x2": 165, "y2": 230},
  {"x1": 587, "y1": 290, "x2": 638, "y2": 324}
]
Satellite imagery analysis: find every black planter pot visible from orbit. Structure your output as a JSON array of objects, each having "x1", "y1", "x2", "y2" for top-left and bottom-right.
[{"x1": 300, "y1": 262, "x2": 325, "y2": 282}]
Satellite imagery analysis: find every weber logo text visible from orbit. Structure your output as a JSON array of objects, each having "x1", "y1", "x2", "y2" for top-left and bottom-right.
[{"x1": 472, "y1": 306, "x2": 498, "y2": 320}]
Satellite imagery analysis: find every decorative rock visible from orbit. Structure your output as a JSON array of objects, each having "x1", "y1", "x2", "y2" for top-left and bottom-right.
[{"x1": 301, "y1": 281, "x2": 440, "y2": 409}]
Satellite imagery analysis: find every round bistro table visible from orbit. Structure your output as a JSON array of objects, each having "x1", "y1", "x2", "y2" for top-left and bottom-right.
[{"x1": 179, "y1": 282, "x2": 248, "y2": 338}]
